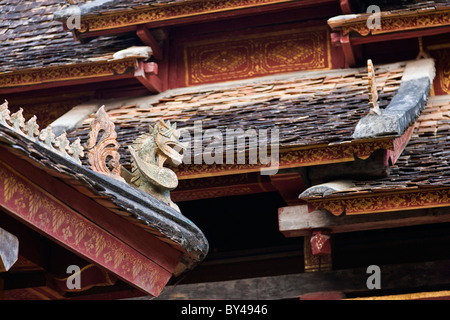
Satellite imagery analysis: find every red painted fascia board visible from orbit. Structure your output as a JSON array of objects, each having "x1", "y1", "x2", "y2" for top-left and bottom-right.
[
  {"x1": 0, "y1": 59, "x2": 160, "y2": 95},
  {"x1": 72, "y1": 0, "x2": 337, "y2": 40}
]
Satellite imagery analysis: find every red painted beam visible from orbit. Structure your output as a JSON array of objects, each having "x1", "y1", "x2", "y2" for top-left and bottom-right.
[
  {"x1": 0, "y1": 146, "x2": 182, "y2": 276},
  {"x1": 340, "y1": 33, "x2": 357, "y2": 67},
  {"x1": 0, "y1": 161, "x2": 171, "y2": 296},
  {"x1": 134, "y1": 61, "x2": 162, "y2": 93},
  {"x1": 0, "y1": 60, "x2": 162, "y2": 95},
  {"x1": 75, "y1": 0, "x2": 338, "y2": 40},
  {"x1": 350, "y1": 26, "x2": 450, "y2": 45},
  {"x1": 136, "y1": 25, "x2": 163, "y2": 61}
]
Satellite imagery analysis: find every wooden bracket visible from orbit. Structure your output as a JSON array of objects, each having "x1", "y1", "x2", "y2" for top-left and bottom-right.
[
  {"x1": 340, "y1": 33, "x2": 357, "y2": 67},
  {"x1": 270, "y1": 172, "x2": 307, "y2": 206},
  {"x1": 136, "y1": 25, "x2": 163, "y2": 61},
  {"x1": 330, "y1": 31, "x2": 357, "y2": 67},
  {"x1": 135, "y1": 61, "x2": 162, "y2": 93}
]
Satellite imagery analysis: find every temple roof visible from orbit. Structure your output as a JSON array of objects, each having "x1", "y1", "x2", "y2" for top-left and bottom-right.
[
  {"x1": 0, "y1": 102, "x2": 208, "y2": 272},
  {"x1": 0, "y1": 0, "x2": 141, "y2": 72},
  {"x1": 306, "y1": 95, "x2": 450, "y2": 197},
  {"x1": 66, "y1": 62, "x2": 406, "y2": 166}
]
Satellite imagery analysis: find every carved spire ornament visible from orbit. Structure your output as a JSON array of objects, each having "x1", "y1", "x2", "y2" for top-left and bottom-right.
[
  {"x1": 86, "y1": 106, "x2": 125, "y2": 182},
  {"x1": 367, "y1": 59, "x2": 381, "y2": 115},
  {"x1": 0, "y1": 100, "x2": 84, "y2": 165},
  {"x1": 0, "y1": 100, "x2": 11, "y2": 127}
]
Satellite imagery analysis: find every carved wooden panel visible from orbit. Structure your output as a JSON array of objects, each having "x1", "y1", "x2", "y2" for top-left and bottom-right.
[{"x1": 183, "y1": 26, "x2": 331, "y2": 85}]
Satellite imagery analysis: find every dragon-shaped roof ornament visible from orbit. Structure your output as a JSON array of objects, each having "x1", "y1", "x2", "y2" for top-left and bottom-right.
[
  {"x1": 128, "y1": 120, "x2": 187, "y2": 212},
  {"x1": 86, "y1": 106, "x2": 187, "y2": 212}
]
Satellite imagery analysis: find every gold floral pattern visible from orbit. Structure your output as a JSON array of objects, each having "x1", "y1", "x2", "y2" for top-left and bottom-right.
[
  {"x1": 307, "y1": 188, "x2": 450, "y2": 216},
  {"x1": 77, "y1": 0, "x2": 297, "y2": 34},
  {"x1": 0, "y1": 161, "x2": 171, "y2": 297},
  {"x1": 174, "y1": 137, "x2": 394, "y2": 179},
  {"x1": 0, "y1": 58, "x2": 138, "y2": 89},
  {"x1": 184, "y1": 27, "x2": 330, "y2": 85},
  {"x1": 341, "y1": 10, "x2": 450, "y2": 37}
]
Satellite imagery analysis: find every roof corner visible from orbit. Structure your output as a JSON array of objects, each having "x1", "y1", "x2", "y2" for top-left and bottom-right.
[{"x1": 352, "y1": 58, "x2": 435, "y2": 139}]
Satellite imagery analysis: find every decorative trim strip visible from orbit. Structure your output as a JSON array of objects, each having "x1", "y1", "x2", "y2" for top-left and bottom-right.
[
  {"x1": 174, "y1": 138, "x2": 394, "y2": 179},
  {"x1": 306, "y1": 187, "x2": 450, "y2": 216},
  {"x1": 0, "y1": 160, "x2": 171, "y2": 296},
  {"x1": 72, "y1": 0, "x2": 298, "y2": 34},
  {"x1": 0, "y1": 58, "x2": 138, "y2": 89},
  {"x1": 333, "y1": 9, "x2": 450, "y2": 37}
]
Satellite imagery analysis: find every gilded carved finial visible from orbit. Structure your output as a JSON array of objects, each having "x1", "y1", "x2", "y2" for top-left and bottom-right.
[
  {"x1": 25, "y1": 115, "x2": 39, "y2": 138},
  {"x1": 129, "y1": 119, "x2": 187, "y2": 212},
  {"x1": 10, "y1": 108, "x2": 26, "y2": 133},
  {"x1": 0, "y1": 100, "x2": 11, "y2": 127},
  {"x1": 367, "y1": 59, "x2": 381, "y2": 115},
  {"x1": 86, "y1": 106, "x2": 125, "y2": 182},
  {"x1": 69, "y1": 138, "x2": 85, "y2": 165},
  {"x1": 54, "y1": 131, "x2": 71, "y2": 157},
  {"x1": 39, "y1": 126, "x2": 56, "y2": 148}
]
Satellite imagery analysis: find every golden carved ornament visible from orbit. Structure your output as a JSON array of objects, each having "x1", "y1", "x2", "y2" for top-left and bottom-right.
[
  {"x1": 86, "y1": 106, "x2": 125, "y2": 182},
  {"x1": 367, "y1": 59, "x2": 380, "y2": 115}
]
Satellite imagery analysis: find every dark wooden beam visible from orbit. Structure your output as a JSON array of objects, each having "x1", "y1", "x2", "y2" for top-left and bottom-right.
[
  {"x1": 153, "y1": 259, "x2": 450, "y2": 299},
  {"x1": 1, "y1": 270, "x2": 47, "y2": 290},
  {"x1": 136, "y1": 26, "x2": 163, "y2": 61},
  {"x1": 279, "y1": 205, "x2": 450, "y2": 238}
]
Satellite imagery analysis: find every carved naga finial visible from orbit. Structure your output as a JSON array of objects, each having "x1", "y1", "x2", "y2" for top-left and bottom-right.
[
  {"x1": 86, "y1": 106, "x2": 125, "y2": 182},
  {"x1": 0, "y1": 100, "x2": 84, "y2": 165},
  {"x1": 129, "y1": 119, "x2": 187, "y2": 212},
  {"x1": 367, "y1": 59, "x2": 381, "y2": 115}
]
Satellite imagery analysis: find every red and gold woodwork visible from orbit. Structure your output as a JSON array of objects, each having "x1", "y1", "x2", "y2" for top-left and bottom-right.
[
  {"x1": 74, "y1": 0, "x2": 303, "y2": 35},
  {"x1": 0, "y1": 160, "x2": 171, "y2": 296},
  {"x1": 337, "y1": 8, "x2": 450, "y2": 37},
  {"x1": 0, "y1": 58, "x2": 138, "y2": 91},
  {"x1": 431, "y1": 47, "x2": 450, "y2": 95},
  {"x1": 174, "y1": 137, "x2": 395, "y2": 179},
  {"x1": 183, "y1": 26, "x2": 331, "y2": 85},
  {"x1": 307, "y1": 187, "x2": 450, "y2": 216}
]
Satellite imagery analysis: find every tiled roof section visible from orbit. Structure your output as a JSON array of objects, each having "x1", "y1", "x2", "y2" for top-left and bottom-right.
[
  {"x1": 332, "y1": 96, "x2": 450, "y2": 194},
  {"x1": 67, "y1": 64, "x2": 405, "y2": 166},
  {"x1": 0, "y1": 0, "x2": 141, "y2": 72},
  {"x1": 357, "y1": 0, "x2": 450, "y2": 12}
]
